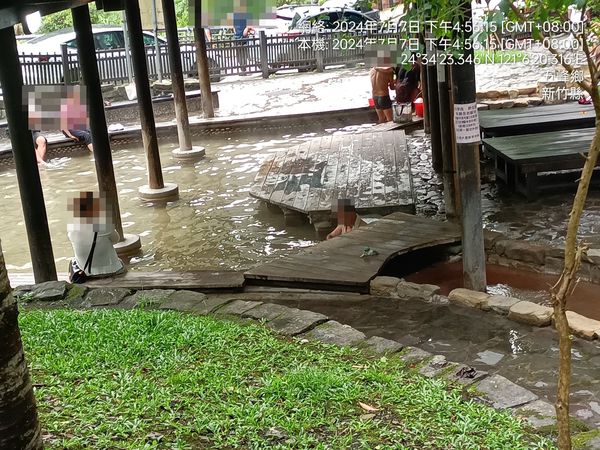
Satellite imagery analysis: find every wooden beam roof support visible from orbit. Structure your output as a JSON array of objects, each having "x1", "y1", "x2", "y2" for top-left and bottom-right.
[
  {"x1": 193, "y1": 0, "x2": 214, "y2": 118},
  {"x1": 162, "y1": 0, "x2": 205, "y2": 160},
  {"x1": 0, "y1": 1, "x2": 90, "y2": 29},
  {"x1": 124, "y1": 0, "x2": 178, "y2": 201},
  {"x1": 451, "y1": 1, "x2": 487, "y2": 292},
  {"x1": 72, "y1": 4, "x2": 141, "y2": 256},
  {"x1": 0, "y1": 26, "x2": 57, "y2": 282}
]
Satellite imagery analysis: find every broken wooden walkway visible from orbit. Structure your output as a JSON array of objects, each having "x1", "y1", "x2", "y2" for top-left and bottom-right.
[
  {"x1": 244, "y1": 212, "x2": 461, "y2": 293},
  {"x1": 249, "y1": 130, "x2": 415, "y2": 225}
]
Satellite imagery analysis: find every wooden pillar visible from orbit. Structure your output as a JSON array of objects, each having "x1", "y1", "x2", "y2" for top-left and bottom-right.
[
  {"x1": 72, "y1": 5, "x2": 124, "y2": 240},
  {"x1": 193, "y1": 0, "x2": 214, "y2": 118},
  {"x1": 259, "y1": 30, "x2": 269, "y2": 79},
  {"x1": 426, "y1": 42, "x2": 443, "y2": 172},
  {"x1": 437, "y1": 60, "x2": 458, "y2": 221},
  {"x1": 125, "y1": 0, "x2": 178, "y2": 200},
  {"x1": 0, "y1": 26, "x2": 57, "y2": 282},
  {"x1": 161, "y1": 0, "x2": 192, "y2": 150},
  {"x1": 451, "y1": 2, "x2": 487, "y2": 292}
]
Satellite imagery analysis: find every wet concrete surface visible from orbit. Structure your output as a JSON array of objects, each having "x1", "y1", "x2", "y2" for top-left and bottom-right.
[
  {"x1": 271, "y1": 294, "x2": 600, "y2": 428},
  {"x1": 406, "y1": 260, "x2": 600, "y2": 321}
]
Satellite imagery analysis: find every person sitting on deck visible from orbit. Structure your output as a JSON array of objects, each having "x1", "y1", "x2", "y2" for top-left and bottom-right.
[
  {"x1": 62, "y1": 128, "x2": 93, "y2": 152},
  {"x1": 67, "y1": 191, "x2": 124, "y2": 282},
  {"x1": 327, "y1": 199, "x2": 364, "y2": 240}
]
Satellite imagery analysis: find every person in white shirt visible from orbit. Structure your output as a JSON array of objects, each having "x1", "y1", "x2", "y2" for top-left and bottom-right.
[{"x1": 67, "y1": 191, "x2": 124, "y2": 279}]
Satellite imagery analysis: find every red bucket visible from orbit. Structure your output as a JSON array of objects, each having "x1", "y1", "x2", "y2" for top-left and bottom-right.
[
  {"x1": 414, "y1": 98, "x2": 424, "y2": 117},
  {"x1": 368, "y1": 98, "x2": 375, "y2": 108}
]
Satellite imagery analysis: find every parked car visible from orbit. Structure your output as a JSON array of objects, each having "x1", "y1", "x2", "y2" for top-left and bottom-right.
[{"x1": 17, "y1": 25, "x2": 223, "y2": 85}]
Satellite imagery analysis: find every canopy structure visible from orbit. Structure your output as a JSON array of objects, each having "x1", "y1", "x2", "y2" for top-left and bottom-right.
[{"x1": 0, "y1": 0, "x2": 189, "y2": 282}]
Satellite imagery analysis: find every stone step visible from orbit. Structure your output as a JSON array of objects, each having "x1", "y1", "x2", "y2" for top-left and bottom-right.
[{"x1": 478, "y1": 96, "x2": 544, "y2": 110}]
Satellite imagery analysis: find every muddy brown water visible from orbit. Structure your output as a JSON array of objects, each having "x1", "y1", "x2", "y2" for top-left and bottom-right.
[
  {"x1": 405, "y1": 261, "x2": 600, "y2": 321},
  {"x1": 0, "y1": 121, "x2": 375, "y2": 274}
]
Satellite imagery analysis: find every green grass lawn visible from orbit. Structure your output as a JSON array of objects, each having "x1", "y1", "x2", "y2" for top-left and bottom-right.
[{"x1": 19, "y1": 309, "x2": 553, "y2": 449}]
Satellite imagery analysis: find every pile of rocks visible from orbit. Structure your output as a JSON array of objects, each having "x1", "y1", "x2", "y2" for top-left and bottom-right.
[
  {"x1": 476, "y1": 86, "x2": 544, "y2": 110},
  {"x1": 485, "y1": 230, "x2": 600, "y2": 284},
  {"x1": 369, "y1": 274, "x2": 600, "y2": 341}
]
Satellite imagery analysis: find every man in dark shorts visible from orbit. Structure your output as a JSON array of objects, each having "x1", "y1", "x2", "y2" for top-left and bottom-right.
[
  {"x1": 370, "y1": 66, "x2": 394, "y2": 123},
  {"x1": 62, "y1": 128, "x2": 93, "y2": 152},
  {"x1": 31, "y1": 130, "x2": 47, "y2": 164}
]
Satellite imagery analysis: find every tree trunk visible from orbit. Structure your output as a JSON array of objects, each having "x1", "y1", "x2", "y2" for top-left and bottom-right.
[
  {"x1": 551, "y1": 122, "x2": 600, "y2": 450},
  {"x1": 0, "y1": 241, "x2": 42, "y2": 449}
]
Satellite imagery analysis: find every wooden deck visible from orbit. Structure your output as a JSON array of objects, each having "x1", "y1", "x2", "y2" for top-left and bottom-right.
[
  {"x1": 479, "y1": 103, "x2": 595, "y2": 138},
  {"x1": 250, "y1": 130, "x2": 415, "y2": 223},
  {"x1": 244, "y1": 212, "x2": 461, "y2": 293},
  {"x1": 482, "y1": 127, "x2": 599, "y2": 199}
]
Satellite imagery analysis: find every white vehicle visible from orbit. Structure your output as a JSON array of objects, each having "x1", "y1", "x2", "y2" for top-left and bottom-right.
[{"x1": 17, "y1": 25, "x2": 222, "y2": 85}]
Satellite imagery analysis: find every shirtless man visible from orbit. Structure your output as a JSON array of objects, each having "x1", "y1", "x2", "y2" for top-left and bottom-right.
[{"x1": 370, "y1": 66, "x2": 395, "y2": 123}]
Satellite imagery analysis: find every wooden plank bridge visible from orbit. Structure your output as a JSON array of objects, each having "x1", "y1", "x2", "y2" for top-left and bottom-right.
[
  {"x1": 250, "y1": 130, "x2": 415, "y2": 226},
  {"x1": 244, "y1": 212, "x2": 461, "y2": 293}
]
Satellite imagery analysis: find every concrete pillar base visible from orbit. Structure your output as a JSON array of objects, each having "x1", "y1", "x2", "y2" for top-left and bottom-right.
[
  {"x1": 138, "y1": 182, "x2": 179, "y2": 201},
  {"x1": 172, "y1": 146, "x2": 206, "y2": 161},
  {"x1": 114, "y1": 233, "x2": 142, "y2": 257}
]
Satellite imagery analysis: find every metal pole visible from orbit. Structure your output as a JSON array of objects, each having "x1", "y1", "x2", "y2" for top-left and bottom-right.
[
  {"x1": 193, "y1": 0, "x2": 214, "y2": 118},
  {"x1": 151, "y1": 0, "x2": 163, "y2": 81},
  {"x1": 451, "y1": 1, "x2": 487, "y2": 292},
  {"x1": 72, "y1": 4, "x2": 125, "y2": 240},
  {"x1": 122, "y1": 11, "x2": 133, "y2": 83},
  {"x1": 0, "y1": 26, "x2": 57, "y2": 282},
  {"x1": 162, "y1": 0, "x2": 192, "y2": 150},
  {"x1": 61, "y1": 43, "x2": 71, "y2": 85}
]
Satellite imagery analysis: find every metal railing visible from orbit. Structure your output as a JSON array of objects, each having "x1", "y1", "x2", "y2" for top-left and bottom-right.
[{"x1": 17, "y1": 30, "x2": 402, "y2": 86}]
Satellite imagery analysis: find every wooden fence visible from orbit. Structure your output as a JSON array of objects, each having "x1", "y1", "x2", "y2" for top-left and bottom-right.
[{"x1": 18, "y1": 30, "x2": 403, "y2": 86}]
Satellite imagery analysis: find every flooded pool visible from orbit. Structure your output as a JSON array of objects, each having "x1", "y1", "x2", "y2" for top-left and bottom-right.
[{"x1": 0, "y1": 123, "x2": 372, "y2": 274}]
